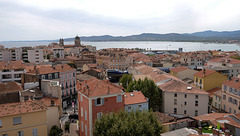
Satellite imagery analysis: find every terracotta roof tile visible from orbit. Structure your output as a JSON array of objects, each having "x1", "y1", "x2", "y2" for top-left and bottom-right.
[
  {"x1": 223, "y1": 77, "x2": 240, "y2": 90},
  {"x1": 159, "y1": 79, "x2": 209, "y2": 95},
  {"x1": 124, "y1": 91, "x2": 147, "y2": 105},
  {"x1": 36, "y1": 97, "x2": 60, "y2": 107},
  {"x1": 193, "y1": 113, "x2": 230, "y2": 121},
  {"x1": 170, "y1": 66, "x2": 189, "y2": 72},
  {"x1": 0, "y1": 100, "x2": 47, "y2": 117},
  {"x1": 154, "y1": 112, "x2": 174, "y2": 123},
  {"x1": 0, "y1": 82, "x2": 23, "y2": 94},
  {"x1": 132, "y1": 65, "x2": 208, "y2": 94},
  {"x1": 194, "y1": 69, "x2": 216, "y2": 78},
  {"x1": 0, "y1": 61, "x2": 26, "y2": 70},
  {"x1": 208, "y1": 57, "x2": 240, "y2": 64},
  {"x1": 207, "y1": 87, "x2": 221, "y2": 98},
  {"x1": 76, "y1": 78, "x2": 124, "y2": 97}
]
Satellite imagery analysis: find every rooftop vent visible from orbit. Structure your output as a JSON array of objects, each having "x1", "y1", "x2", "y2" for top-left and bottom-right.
[
  {"x1": 225, "y1": 59, "x2": 230, "y2": 63},
  {"x1": 130, "y1": 93, "x2": 134, "y2": 97},
  {"x1": 153, "y1": 70, "x2": 157, "y2": 72},
  {"x1": 187, "y1": 87, "x2": 192, "y2": 90}
]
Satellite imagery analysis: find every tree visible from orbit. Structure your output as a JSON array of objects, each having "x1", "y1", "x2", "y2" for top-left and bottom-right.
[
  {"x1": 56, "y1": 53, "x2": 60, "y2": 58},
  {"x1": 119, "y1": 74, "x2": 133, "y2": 89},
  {"x1": 127, "y1": 78, "x2": 162, "y2": 112},
  {"x1": 65, "y1": 121, "x2": 70, "y2": 133},
  {"x1": 49, "y1": 125, "x2": 63, "y2": 136},
  {"x1": 94, "y1": 110, "x2": 162, "y2": 136},
  {"x1": 47, "y1": 54, "x2": 50, "y2": 59}
]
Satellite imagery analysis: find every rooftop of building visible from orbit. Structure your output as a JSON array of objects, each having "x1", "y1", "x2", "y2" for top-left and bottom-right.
[
  {"x1": 131, "y1": 65, "x2": 208, "y2": 95},
  {"x1": 0, "y1": 60, "x2": 26, "y2": 70},
  {"x1": 124, "y1": 91, "x2": 148, "y2": 105},
  {"x1": 0, "y1": 82, "x2": 23, "y2": 94},
  {"x1": 194, "y1": 69, "x2": 217, "y2": 78},
  {"x1": 170, "y1": 66, "x2": 190, "y2": 72},
  {"x1": 208, "y1": 57, "x2": 240, "y2": 64},
  {"x1": 207, "y1": 87, "x2": 221, "y2": 98},
  {"x1": 154, "y1": 112, "x2": 174, "y2": 123},
  {"x1": 193, "y1": 112, "x2": 231, "y2": 122},
  {"x1": 223, "y1": 77, "x2": 240, "y2": 90},
  {"x1": 0, "y1": 100, "x2": 47, "y2": 117},
  {"x1": 76, "y1": 78, "x2": 124, "y2": 97}
]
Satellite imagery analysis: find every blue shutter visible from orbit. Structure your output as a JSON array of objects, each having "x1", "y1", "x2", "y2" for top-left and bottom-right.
[{"x1": 102, "y1": 98, "x2": 104, "y2": 105}]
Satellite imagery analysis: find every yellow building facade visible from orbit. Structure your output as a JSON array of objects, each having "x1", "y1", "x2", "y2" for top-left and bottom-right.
[
  {"x1": 194, "y1": 69, "x2": 227, "y2": 91},
  {"x1": 0, "y1": 101, "x2": 48, "y2": 136}
]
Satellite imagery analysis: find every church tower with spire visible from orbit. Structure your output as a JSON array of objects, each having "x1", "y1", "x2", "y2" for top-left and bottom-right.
[
  {"x1": 59, "y1": 38, "x2": 64, "y2": 47},
  {"x1": 74, "y1": 35, "x2": 81, "y2": 47}
]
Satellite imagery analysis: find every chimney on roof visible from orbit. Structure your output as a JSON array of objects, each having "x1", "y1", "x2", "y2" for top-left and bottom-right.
[
  {"x1": 198, "y1": 127, "x2": 202, "y2": 135},
  {"x1": 107, "y1": 86, "x2": 110, "y2": 94},
  {"x1": 61, "y1": 65, "x2": 64, "y2": 69},
  {"x1": 203, "y1": 69, "x2": 206, "y2": 77}
]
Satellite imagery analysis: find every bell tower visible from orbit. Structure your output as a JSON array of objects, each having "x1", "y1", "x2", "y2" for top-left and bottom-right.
[
  {"x1": 75, "y1": 35, "x2": 81, "y2": 47},
  {"x1": 59, "y1": 38, "x2": 64, "y2": 47}
]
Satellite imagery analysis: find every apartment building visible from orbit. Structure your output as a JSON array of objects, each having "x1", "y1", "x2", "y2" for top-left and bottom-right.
[
  {"x1": 54, "y1": 64, "x2": 77, "y2": 107},
  {"x1": 128, "y1": 65, "x2": 209, "y2": 117},
  {"x1": 0, "y1": 100, "x2": 48, "y2": 136},
  {"x1": 124, "y1": 91, "x2": 148, "y2": 112},
  {"x1": 222, "y1": 77, "x2": 240, "y2": 114},
  {"x1": 194, "y1": 69, "x2": 227, "y2": 91},
  {"x1": 0, "y1": 61, "x2": 26, "y2": 84},
  {"x1": 206, "y1": 57, "x2": 240, "y2": 77},
  {"x1": 27, "y1": 64, "x2": 76, "y2": 107},
  {"x1": 96, "y1": 49, "x2": 133, "y2": 71},
  {"x1": 170, "y1": 66, "x2": 198, "y2": 81},
  {"x1": 77, "y1": 78, "x2": 125, "y2": 136},
  {"x1": 0, "y1": 49, "x2": 11, "y2": 61},
  {"x1": 53, "y1": 47, "x2": 64, "y2": 59},
  {"x1": 180, "y1": 51, "x2": 212, "y2": 66},
  {"x1": 28, "y1": 49, "x2": 44, "y2": 64},
  {"x1": 0, "y1": 82, "x2": 23, "y2": 104}
]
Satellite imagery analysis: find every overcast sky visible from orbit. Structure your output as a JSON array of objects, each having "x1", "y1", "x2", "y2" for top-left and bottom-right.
[{"x1": 1, "y1": 0, "x2": 240, "y2": 41}]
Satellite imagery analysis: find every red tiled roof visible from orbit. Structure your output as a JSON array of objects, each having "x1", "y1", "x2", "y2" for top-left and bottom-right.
[
  {"x1": 87, "y1": 63, "x2": 97, "y2": 68},
  {"x1": 193, "y1": 113, "x2": 230, "y2": 121},
  {"x1": 154, "y1": 112, "x2": 174, "y2": 123},
  {"x1": 207, "y1": 87, "x2": 221, "y2": 98},
  {"x1": 194, "y1": 69, "x2": 216, "y2": 78},
  {"x1": 76, "y1": 78, "x2": 124, "y2": 97},
  {"x1": 124, "y1": 91, "x2": 147, "y2": 105},
  {"x1": 0, "y1": 100, "x2": 47, "y2": 117},
  {"x1": 28, "y1": 65, "x2": 58, "y2": 75},
  {"x1": 36, "y1": 97, "x2": 60, "y2": 107},
  {"x1": 0, "y1": 60, "x2": 26, "y2": 70},
  {"x1": 170, "y1": 66, "x2": 189, "y2": 72},
  {"x1": 159, "y1": 79, "x2": 209, "y2": 95},
  {"x1": 223, "y1": 77, "x2": 240, "y2": 90},
  {"x1": 0, "y1": 82, "x2": 23, "y2": 94},
  {"x1": 27, "y1": 64, "x2": 75, "y2": 74},
  {"x1": 54, "y1": 64, "x2": 76, "y2": 72},
  {"x1": 208, "y1": 57, "x2": 240, "y2": 64},
  {"x1": 132, "y1": 65, "x2": 208, "y2": 95}
]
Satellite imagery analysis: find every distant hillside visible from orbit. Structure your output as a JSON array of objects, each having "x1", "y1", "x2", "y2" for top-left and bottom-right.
[
  {"x1": 6, "y1": 30, "x2": 240, "y2": 42},
  {"x1": 189, "y1": 30, "x2": 240, "y2": 37}
]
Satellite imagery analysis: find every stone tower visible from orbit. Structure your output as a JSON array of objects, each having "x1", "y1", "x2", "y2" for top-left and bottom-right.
[
  {"x1": 75, "y1": 35, "x2": 81, "y2": 47},
  {"x1": 59, "y1": 38, "x2": 64, "y2": 47}
]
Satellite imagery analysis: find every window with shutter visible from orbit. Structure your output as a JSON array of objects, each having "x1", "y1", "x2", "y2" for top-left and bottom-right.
[{"x1": 13, "y1": 117, "x2": 22, "y2": 125}]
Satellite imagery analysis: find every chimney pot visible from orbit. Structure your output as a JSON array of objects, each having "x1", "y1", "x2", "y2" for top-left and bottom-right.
[{"x1": 198, "y1": 127, "x2": 202, "y2": 135}]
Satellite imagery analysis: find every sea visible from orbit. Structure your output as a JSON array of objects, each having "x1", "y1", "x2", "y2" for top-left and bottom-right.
[{"x1": 0, "y1": 41, "x2": 240, "y2": 52}]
